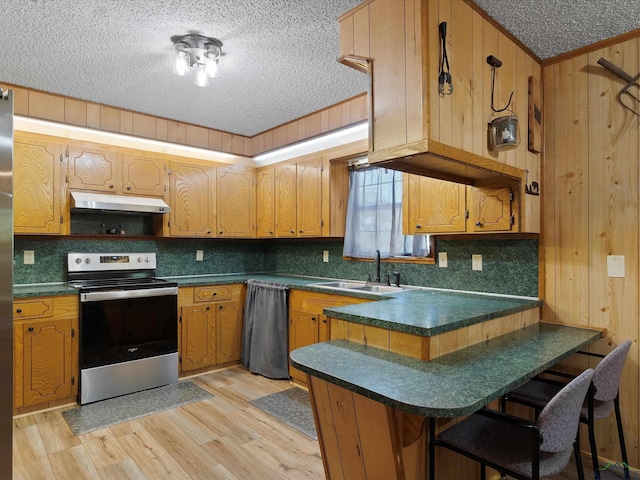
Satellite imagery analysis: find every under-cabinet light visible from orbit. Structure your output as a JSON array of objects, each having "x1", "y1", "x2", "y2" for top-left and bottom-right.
[
  {"x1": 14, "y1": 116, "x2": 249, "y2": 165},
  {"x1": 253, "y1": 121, "x2": 368, "y2": 166}
]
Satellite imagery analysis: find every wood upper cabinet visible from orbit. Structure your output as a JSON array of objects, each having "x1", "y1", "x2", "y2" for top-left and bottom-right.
[
  {"x1": 403, "y1": 173, "x2": 515, "y2": 234},
  {"x1": 256, "y1": 168, "x2": 275, "y2": 238},
  {"x1": 274, "y1": 163, "x2": 297, "y2": 237},
  {"x1": 68, "y1": 143, "x2": 167, "y2": 198},
  {"x1": 121, "y1": 154, "x2": 166, "y2": 197},
  {"x1": 274, "y1": 157, "x2": 325, "y2": 238},
  {"x1": 216, "y1": 164, "x2": 256, "y2": 238},
  {"x1": 168, "y1": 159, "x2": 216, "y2": 237},
  {"x1": 404, "y1": 174, "x2": 467, "y2": 234},
  {"x1": 13, "y1": 135, "x2": 66, "y2": 235},
  {"x1": 339, "y1": 0, "x2": 540, "y2": 233},
  {"x1": 297, "y1": 158, "x2": 324, "y2": 236},
  {"x1": 67, "y1": 142, "x2": 121, "y2": 193},
  {"x1": 14, "y1": 295, "x2": 79, "y2": 411}
]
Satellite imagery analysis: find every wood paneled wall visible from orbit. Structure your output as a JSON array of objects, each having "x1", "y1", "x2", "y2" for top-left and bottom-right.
[
  {"x1": 0, "y1": 82, "x2": 367, "y2": 158},
  {"x1": 543, "y1": 38, "x2": 640, "y2": 467}
]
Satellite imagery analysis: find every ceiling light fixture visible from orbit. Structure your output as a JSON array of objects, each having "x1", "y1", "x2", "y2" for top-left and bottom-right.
[{"x1": 171, "y1": 34, "x2": 222, "y2": 87}]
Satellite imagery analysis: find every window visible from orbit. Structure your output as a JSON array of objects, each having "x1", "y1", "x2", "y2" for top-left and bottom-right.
[{"x1": 343, "y1": 166, "x2": 430, "y2": 260}]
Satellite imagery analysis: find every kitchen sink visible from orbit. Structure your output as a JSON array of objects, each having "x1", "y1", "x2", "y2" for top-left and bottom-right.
[{"x1": 311, "y1": 281, "x2": 410, "y2": 295}]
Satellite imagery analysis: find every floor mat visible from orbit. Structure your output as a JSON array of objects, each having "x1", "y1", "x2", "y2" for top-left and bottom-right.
[
  {"x1": 250, "y1": 387, "x2": 317, "y2": 440},
  {"x1": 62, "y1": 381, "x2": 213, "y2": 435}
]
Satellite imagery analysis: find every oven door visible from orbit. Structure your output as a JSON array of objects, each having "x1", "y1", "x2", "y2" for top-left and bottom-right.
[{"x1": 80, "y1": 286, "x2": 178, "y2": 369}]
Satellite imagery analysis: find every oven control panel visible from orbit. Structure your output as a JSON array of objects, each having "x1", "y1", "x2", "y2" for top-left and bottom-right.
[{"x1": 68, "y1": 253, "x2": 157, "y2": 272}]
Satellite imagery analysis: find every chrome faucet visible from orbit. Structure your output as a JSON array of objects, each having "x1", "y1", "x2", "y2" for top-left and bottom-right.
[{"x1": 375, "y1": 249, "x2": 381, "y2": 283}]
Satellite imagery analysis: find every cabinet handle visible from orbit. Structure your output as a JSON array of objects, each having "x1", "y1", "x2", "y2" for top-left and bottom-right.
[
  {"x1": 311, "y1": 317, "x2": 316, "y2": 321},
  {"x1": 206, "y1": 230, "x2": 211, "y2": 234},
  {"x1": 213, "y1": 292, "x2": 217, "y2": 296},
  {"x1": 269, "y1": 231, "x2": 273, "y2": 235},
  {"x1": 416, "y1": 224, "x2": 422, "y2": 229},
  {"x1": 476, "y1": 221, "x2": 483, "y2": 227},
  {"x1": 206, "y1": 306, "x2": 210, "y2": 311},
  {"x1": 16, "y1": 308, "x2": 22, "y2": 313},
  {"x1": 28, "y1": 327, "x2": 34, "y2": 332},
  {"x1": 299, "y1": 230, "x2": 303, "y2": 233},
  {"x1": 126, "y1": 186, "x2": 131, "y2": 191},
  {"x1": 219, "y1": 231, "x2": 223, "y2": 234},
  {"x1": 219, "y1": 305, "x2": 223, "y2": 310},
  {"x1": 109, "y1": 184, "x2": 114, "y2": 189},
  {"x1": 322, "y1": 319, "x2": 327, "y2": 324},
  {"x1": 290, "y1": 230, "x2": 295, "y2": 234}
]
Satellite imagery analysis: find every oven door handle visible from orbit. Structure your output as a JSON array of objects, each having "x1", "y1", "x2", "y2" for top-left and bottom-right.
[{"x1": 80, "y1": 286, "x2": 178, "y2": 302}]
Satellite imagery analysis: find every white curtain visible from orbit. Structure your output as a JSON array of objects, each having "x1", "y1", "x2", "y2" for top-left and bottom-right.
[{"x1": 343, "y1": 167, "x2": 428, "y2": 258}]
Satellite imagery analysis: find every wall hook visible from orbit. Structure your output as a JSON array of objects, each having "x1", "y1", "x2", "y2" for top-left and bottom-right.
[{"x1": 487, "y1": 55, "x2": 514, "y2": 113}]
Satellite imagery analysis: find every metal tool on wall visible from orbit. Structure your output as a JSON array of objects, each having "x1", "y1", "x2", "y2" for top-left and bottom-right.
[
  {"x1": 438, "y1": 22, "x2": 453, "y2": 96},
  {"x1": 597, "y1": 57, "x2": 640, "y2": 117},
  {"x1": 487, "y1": 55, "x2": 520, "y2": 151}
]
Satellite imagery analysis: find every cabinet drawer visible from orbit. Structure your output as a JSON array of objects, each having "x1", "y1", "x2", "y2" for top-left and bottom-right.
[
  {"x1": 193, "y1": 285, "x2": 233, "y2": 303},
  {"x1": 14, "y1": 299, "x2": 53, "y2": 319}
]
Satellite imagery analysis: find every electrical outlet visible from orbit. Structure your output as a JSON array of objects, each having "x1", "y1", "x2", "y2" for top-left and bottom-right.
[
  {"x1": 438, "y1": 252, "x2": 448, "y2": 268},
  {"x1": 24, "y1": 250, "x2": 35, "y2": 265},
  {"x1": 196, "y1": 249, "x2": 204, "y2": 261},
  {"x1": 472, "y1": 254, "x2": 482, "y2": 271},
  {"x1": 322, "y1": 250, "x2": 329, "y2": 263}
]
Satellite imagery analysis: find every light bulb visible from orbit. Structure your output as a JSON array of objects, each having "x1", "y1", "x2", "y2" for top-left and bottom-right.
[
  {"x1": 173, "y1": 50, "x2": 189, "y2": 76},
  {"x1": 204, "y1": 50, "x2": 220, "y2": 78},
  {"x1": 194, "y1": 64, "x2": 210, "y2": 87}
]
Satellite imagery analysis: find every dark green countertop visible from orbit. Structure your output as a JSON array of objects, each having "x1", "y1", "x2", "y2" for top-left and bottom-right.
[
  {"x1": 13, "y1": 273, "x2": 541, "y2": 337},
  {"x1": 289, "y1": 323, "x2": 602, "y2": 418}
]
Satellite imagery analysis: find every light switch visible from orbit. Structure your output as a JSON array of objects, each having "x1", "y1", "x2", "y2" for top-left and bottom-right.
[
  {"x1": 472, "y1": 254, "x2": 482, "y2": 271},
  {"x1": 24, "y1": 250, "x2": 34, "y2": 265},
  {"x1": 196, "y1": 250, "x2": 204, "y2": 261},
  {"x1": 607, "y1": 255, "x2": 625, "y2": 278},
  {"x1": 438, "y1": 252, "x2": 448, "y2": 268}
]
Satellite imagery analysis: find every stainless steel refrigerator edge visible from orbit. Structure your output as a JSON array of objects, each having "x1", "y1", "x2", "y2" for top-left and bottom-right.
[{"x1": 0, "y1": 89, "x2": 14, "y2": 477}]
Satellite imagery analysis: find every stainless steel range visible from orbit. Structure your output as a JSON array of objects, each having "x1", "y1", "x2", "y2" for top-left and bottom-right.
[{"x1": 67, "y1": 253, "x2": 178, "y2": 404}]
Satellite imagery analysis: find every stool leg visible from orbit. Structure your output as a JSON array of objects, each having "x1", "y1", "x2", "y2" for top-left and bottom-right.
[
  {"x1": 574, "y1": 434, "x2": 585, "y2": 480},
  {"x1": 614, "y1": 397, "x2": 630, "y2": 479},
  {"x1": 588, "y1": 417, "x2": 600, "y2": 479}
]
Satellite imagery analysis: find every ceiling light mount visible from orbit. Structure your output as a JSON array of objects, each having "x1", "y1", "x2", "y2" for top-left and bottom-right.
[{"x1": 171, "y1": 33, "x2": 223, "y2": 86}]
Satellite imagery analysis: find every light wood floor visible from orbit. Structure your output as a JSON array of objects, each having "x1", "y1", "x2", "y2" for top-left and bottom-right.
[{"x1": 12, "y1": 366, "x2": 596, "y2": 480}]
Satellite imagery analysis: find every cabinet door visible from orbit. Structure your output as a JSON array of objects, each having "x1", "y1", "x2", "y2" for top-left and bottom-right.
[
  {"x1": 180, "y1": 305, "x2": 215, "y2": 372},
  {"x1": 169, "y1": 160, "x2": 216, "y2": 237},
  {"x1": 216, "y1": 165, "x2": 256, "y2": 237},
  {"x1": 216, "y1": 301, "x2": 242, "y2": 364},
  {"x1": 469, "y1": 186, "x2": 513, "y2": 232},
  {"x1": 289, "y1": 309, "x2": 319, "y2": 382},
  {"x1": 121, "y1": 154, "x2": 166, "y2": 197},
  {"x1": 256, "y1": 168, "x2": 275, "y2": 238},
  {"x1": 297, "y1": 158, "x2": 323, "y2": 236},
  {"x1": 14, "y1": 138, "x2": 64, "y2": 234},
  {"x1": 274, "y1": 163, "x2": 297, "y2": 237},
  {"x1": 22, "y1": 318, "x2": 73, "y2": 407},
  {"x1": 14, "y1": 324, "x2": 23, "y2": 409},
  {"x1": 405, "y1": 175, "x2": 466, "y2": 234},
  {"x1": 68, "y1": 143, "x2": 121, "y2": 193}
]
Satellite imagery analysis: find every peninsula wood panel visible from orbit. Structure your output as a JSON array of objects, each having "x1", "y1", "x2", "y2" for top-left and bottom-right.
[{"x1": 543, "y1": 37, "x2": 640, "y2": 468}]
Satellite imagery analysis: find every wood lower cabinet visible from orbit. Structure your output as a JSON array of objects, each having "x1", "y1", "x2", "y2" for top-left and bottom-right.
[
  {"x1": 169, "y1": 159, "x2": 216, "y2": 237},
  {"x1": 288, "y1": 290, "x2": 370, "y2": 384},
  {"x1": 13, "y1": 295, "x2": 79, "y2": 412},
  {"x1": 179, "y1": 284, "x2": 244, "y2": 374},
  {"x1": 14, "y1": 135, "x2": 66, "y2": 234}
]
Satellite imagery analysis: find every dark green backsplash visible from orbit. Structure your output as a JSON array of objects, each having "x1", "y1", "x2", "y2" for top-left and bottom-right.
[
  {"x1": 14, "y1": 237, "x2": 538, "y2": 297},
  {"x1": 265, "y1": 238, "x2": 538, "y2": 297}
]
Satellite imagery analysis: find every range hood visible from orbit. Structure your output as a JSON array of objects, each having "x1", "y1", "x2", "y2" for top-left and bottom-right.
[{"x1": 70, "y1": 191, "x2": 170, "y2": 214}]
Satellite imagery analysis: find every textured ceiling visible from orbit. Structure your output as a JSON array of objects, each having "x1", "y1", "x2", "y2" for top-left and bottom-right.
[
  {"x1": 0, "y1": 1, "x2": 638, "y2": 138},
  {"x1": 473, "y1": 0, "x2": 640, "y2": 60}
]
